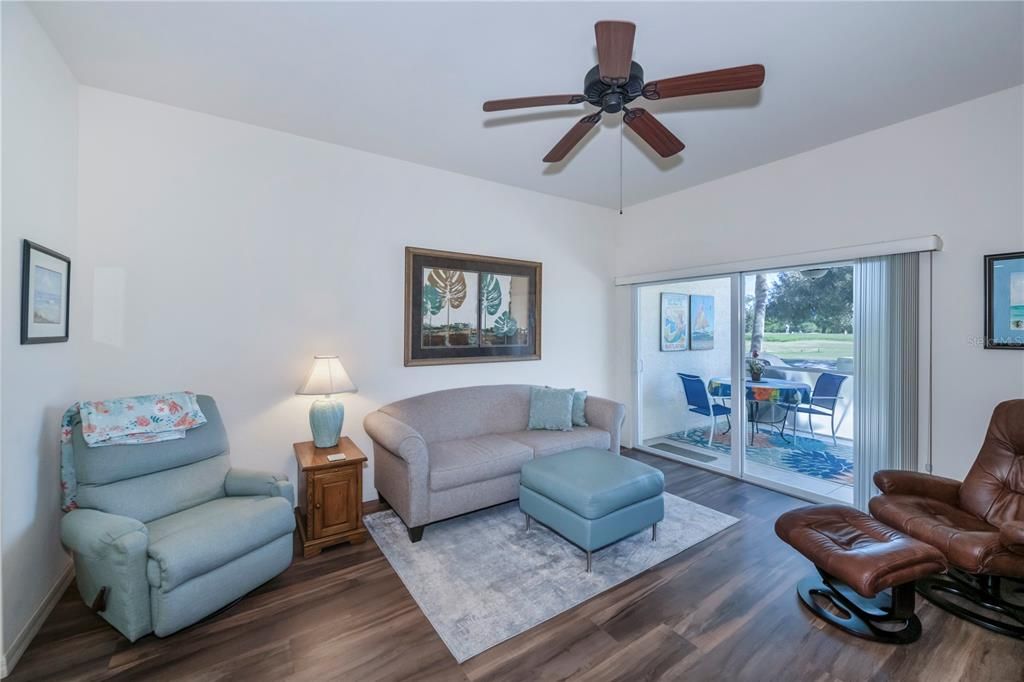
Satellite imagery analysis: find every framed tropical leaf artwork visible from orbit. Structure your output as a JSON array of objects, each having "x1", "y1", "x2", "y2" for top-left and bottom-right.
[
  {"x1": 405, "y1": 247, "x2": 541, "y2": 366},
  {"x1": 660, "y1": 293, "x2": 688, "y2": 351}
]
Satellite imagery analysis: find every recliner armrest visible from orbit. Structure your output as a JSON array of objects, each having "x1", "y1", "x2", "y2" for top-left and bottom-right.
[
  {"x1": 226, "y1": 466, "x2": 294, "y2": 503},
  {"x1": 61, "y1": 508, "x2": 149, "y2": 559},
  {"x1": 225, "y1": 468, "x2": 294, "y2": 506},
  {"x1": 1001, "y1": 522, "x2": 1024, "y2": 555},
  {"x1": 873, "y1": 470, "x2": 961, "y2": 506},
  {"x1": 363, "y1": 411, "x2": 428, "y2": 466}
]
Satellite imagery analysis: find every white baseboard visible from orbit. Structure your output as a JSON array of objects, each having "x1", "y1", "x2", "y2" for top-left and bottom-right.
[{"x1": 1, "y1": 561, "x2": 74, "y2": 678}]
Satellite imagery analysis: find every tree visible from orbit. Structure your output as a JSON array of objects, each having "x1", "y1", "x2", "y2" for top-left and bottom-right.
[
  {"x1": 750, "y1": 274, "x2": 768, "y2": 354},
  {"x1": 767, "y1": 267, "x2": 853, "y2": 334}
]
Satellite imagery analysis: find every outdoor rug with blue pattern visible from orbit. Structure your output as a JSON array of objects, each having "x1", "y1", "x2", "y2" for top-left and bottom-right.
[{"x1": 666, "y1": 427, "x2": 854, "y2": 484}]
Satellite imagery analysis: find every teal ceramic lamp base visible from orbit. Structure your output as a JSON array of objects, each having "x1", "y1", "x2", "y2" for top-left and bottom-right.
[{"x1": 309, "y1": 397, "x2": 345, "y2": 448}]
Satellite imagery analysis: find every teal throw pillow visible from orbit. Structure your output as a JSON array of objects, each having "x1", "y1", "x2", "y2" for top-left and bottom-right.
[
  {"x1": 572, "y1": 390, "x2": 588, "y2": 426},
  {"x1": 528, "y1": 387, "x2": 575, "y2": 431}
]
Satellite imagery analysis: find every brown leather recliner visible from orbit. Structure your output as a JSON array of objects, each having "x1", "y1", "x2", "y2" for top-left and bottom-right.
[{"x1": 870, "y1": 399, "x2": 1024, "y2": 638}]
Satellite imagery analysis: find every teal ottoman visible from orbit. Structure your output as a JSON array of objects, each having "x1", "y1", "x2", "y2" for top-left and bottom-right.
[{"x1": 519, "y1": 447, "x2": 665, "y2": 572}]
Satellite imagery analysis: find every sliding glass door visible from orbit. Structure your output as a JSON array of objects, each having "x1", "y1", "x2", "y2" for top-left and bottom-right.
[
  {"x1": 634, "y1": 263, "x2": 856, "y2": 503},
  {"x1": 636, "y1": 276, "x2": 736, "y2": 474},
  {"x1": 741, "y1": 266, "x2": 854, "y2": 503}
]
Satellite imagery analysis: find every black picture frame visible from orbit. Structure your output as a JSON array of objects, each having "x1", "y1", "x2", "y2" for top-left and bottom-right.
[
  {"x1": 405, "y1": 247, "x2": 542, "y2": 366},
  {"x1": 984, "y1": 251, "x2": 1024, "y2": 350},
  {"x1": 21, "y1": 240, "x2": 71, "y2": 344}
]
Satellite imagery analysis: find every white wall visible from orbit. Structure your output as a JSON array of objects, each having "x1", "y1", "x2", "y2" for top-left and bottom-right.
[
  {"x1": 1, "y1": 1, "x2": 78, "y2": 670},
  {"x1": 614, "y1": 86, "x2": 1024, "y2": 480},
  {"x1": 638, "y1": 279, "x2": 732, "y2": 440},
  {"x1": 75, "y1": 88, "x2": 617, "y2": 498}
]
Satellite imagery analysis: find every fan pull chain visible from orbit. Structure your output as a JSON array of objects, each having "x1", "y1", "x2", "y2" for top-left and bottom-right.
[{"x1": 619, "y1": 115, "x2": 624, "y2": 215}]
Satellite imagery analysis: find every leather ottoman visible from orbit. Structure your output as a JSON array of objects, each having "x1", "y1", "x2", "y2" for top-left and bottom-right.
[
  {"x1": 519, "y1": 448, "x2": 664, "y2": 572},
  {"x1": 776, "y1": 504, "x2": 946, "y2": 643}
]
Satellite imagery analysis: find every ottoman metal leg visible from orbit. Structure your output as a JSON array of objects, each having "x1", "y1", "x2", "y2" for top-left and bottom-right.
[
  {"x1": 586, "y1": 551, "x2": 592, "y2": 573},
  {"x1": 652, "y1": 523, "x2": 657, "y2": 541},
  {"x1": 525, "y1": 514, "x2": 532, "y2": 531}
]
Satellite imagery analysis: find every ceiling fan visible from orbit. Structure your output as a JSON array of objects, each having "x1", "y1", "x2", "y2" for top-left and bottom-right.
[{"x1": 483, "y1": 21, "x2": 765, "y2": 163}]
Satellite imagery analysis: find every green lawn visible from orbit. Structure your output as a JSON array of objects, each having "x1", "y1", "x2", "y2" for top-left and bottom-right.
[{"x1": 745, "y1": 332, "x2": 853, "y2": 362}]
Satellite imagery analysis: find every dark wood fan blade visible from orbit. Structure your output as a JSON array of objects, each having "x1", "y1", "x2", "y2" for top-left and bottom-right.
[
  {"x1": 483, "y1": 94, "x2": 586, "y2": 112},
  {"x1": 623, "y1": 107, "x2": 684, "y2": 157},
  {"x1": 543, "y1": 113, "x2": 601, "y2": 162},
  {"x1": 595, "y1": 21, "x2": 636, "y2": 85},
  {"x1": 642, "y1": 64, "x2": 765, "y2": 100}
]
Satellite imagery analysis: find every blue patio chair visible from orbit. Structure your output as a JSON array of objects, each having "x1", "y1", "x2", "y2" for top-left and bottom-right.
[
  {"x1": 794, "y1": 372, "x2": 849, "y2": 445},
  {"x1": 677, "y1": 373, "x2": 731, "y2": 447}
]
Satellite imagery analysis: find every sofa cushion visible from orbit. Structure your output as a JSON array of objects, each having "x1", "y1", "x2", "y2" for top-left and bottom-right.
[
  {"x1": 520, "y1": 448, "x2": 665, "y2": 519},
  {"x1": 429, "y1": 435, "x2": 533, "y2": 492},
  {"x1": 145, "y1": 496, "x2": 294, "y2": 591},
  {"x1": 504, "y1": 427, "x2": 611, "y2": 457}
]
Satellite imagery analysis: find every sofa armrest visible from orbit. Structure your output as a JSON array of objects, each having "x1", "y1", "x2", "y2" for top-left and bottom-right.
[
  {"x1": 61, "y1": 508, "x2": 148, "y2": 559},
  {"x1": 873, "y1": 470, "x2": 961, "y2": 506},
  {"x1": 225, "y1": 468, "x2": 295, "y2": 507},
  {"x1": 585, "y1": 396, "x2": 626, "y2": 454},
  {"x1": 363, "y1": 411, "x2": 428, "y2": 465},
  {"x1": 1001, "y1": 522, "x2": 1024, "y2": 555}
]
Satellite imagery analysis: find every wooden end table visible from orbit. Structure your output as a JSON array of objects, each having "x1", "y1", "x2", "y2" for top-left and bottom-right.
[{"x1": 294, "y1": 437, "x2": 368, "y2": 558}]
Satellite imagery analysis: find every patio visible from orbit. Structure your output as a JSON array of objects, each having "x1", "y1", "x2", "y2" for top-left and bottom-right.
[
  {"x1": 646, "y1": 426, "x2": 854, "y2": 503},
  {"x1": 643, "y1": 368, "x2": 855, "y2": 503}
]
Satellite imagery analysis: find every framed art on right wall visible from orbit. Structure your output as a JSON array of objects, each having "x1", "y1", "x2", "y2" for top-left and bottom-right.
[{"x1": 985, "y1": 251, "x2": 1024, "y2": 349}]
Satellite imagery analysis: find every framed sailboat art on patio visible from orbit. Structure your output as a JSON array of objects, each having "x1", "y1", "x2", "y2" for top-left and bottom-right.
[{"x1": 404, "y1": 247, "x2": 542, "y2": 366}]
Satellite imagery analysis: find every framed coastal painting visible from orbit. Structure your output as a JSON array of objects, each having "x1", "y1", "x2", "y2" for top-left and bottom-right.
[
  {"x1": 690, "y1": 295, "x2": 715, "y2": 350},
  {"x1": 21, "y1": 240, "x2": 70, "y2": 344},
  {"x1": 405, "y1": 247, "x2": 541, "y2": 366},
  {"x1": 660, "y1": 293, "x2": 688, "y2": 351},
  {"x1": 985, "y1": 251, "x2": 1024, "y2": 349}
]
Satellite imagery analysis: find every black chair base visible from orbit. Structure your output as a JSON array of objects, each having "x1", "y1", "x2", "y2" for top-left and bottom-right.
[
  {"x1": 797, "y1": 572, "x2": 922, "y2": 644},
  {"x1": 916, "y1": 570, "x2": 1024, "y2": 639}
]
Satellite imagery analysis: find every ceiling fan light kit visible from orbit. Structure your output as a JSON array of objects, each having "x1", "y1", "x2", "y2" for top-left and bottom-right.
[{"x1": 482, "y1": 20, "x2": 766, "y2": 165}]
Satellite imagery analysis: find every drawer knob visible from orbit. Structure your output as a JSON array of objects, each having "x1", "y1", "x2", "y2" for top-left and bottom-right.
[{"x1": 315, "y1": 503, "x2": 321, "y2": 509}]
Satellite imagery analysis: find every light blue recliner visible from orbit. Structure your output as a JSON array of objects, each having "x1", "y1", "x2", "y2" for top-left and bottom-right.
[{"x1": 60, "y1": 395, "x2": 295, "y2": 641}]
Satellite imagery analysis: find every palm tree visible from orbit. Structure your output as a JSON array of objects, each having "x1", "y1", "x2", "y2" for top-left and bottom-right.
[{"x1": 751, "y1": 274, "x2": 768, "y2": 355}]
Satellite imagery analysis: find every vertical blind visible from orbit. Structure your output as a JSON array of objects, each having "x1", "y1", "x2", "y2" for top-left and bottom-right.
[{"x1": 853, "y1": 253, "x2": 920, "y2": 509}]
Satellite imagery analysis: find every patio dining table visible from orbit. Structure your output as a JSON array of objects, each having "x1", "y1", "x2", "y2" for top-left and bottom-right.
[{"x1": 708, "y1": 376, "x2": 813, "y2": 443}]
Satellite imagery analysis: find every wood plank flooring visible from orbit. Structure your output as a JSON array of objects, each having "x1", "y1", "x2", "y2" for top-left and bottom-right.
[{"x1": 10, "y1": 451, "x2": 1024, "y2": 681}]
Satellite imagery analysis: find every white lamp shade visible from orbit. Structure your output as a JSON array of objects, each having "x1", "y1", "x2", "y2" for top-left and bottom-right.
[{"x1": 296, "y1": 355, "x2": 357, "y2": 396}]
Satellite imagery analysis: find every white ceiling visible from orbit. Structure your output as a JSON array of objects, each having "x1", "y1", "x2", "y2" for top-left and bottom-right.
[{"x1": 31, "y1": 1, "x2": 1024, "y2": 209}]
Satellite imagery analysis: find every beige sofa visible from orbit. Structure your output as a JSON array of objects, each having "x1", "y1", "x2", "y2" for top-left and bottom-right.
[{"x1": 363, "y1": 384, "x2": 625, "y2": 542}]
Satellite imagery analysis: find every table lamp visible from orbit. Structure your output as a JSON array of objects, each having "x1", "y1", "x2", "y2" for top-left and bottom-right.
[{"x1": 296, "y1": 355, "x2": 357, "y2": 448}]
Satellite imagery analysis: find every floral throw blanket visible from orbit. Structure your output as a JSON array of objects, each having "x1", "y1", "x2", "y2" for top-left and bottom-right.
[{"x1": 60, "y1": 392, "x2": 207, "y2": 510}]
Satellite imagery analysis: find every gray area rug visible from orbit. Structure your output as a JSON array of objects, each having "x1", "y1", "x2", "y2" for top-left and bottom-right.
[{"x1": 364, "y1": 493, "x2": 738, "y2": 662}]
